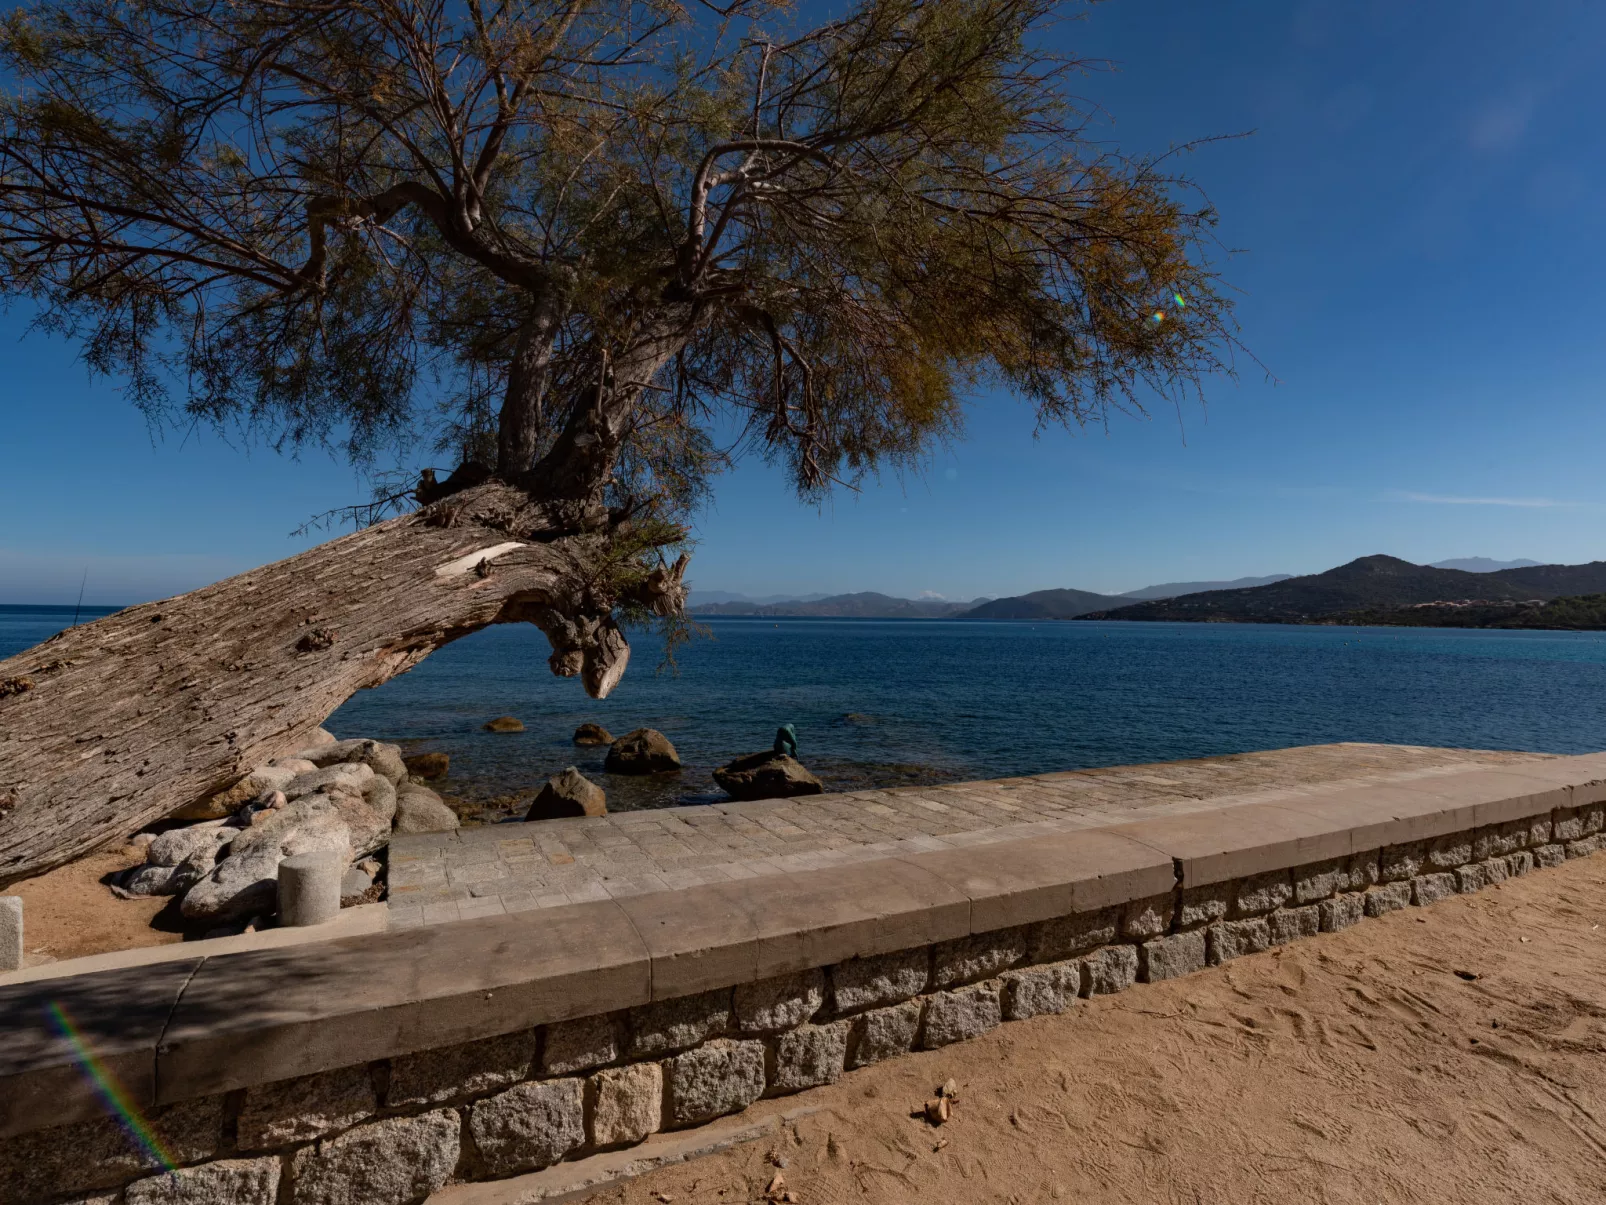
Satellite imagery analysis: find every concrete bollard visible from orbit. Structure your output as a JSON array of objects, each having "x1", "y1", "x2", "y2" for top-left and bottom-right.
[
  {"x1": 0, "y1": 896, "x2": 21, "y2": 973},
  {"x1": 277, "y1": 852, "x2": 344, "y2": 927}
]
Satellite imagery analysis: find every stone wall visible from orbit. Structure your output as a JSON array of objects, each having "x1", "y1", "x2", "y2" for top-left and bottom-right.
[{"x1": 5, "y1": 789, "x2": 1601, "y2": 1205}]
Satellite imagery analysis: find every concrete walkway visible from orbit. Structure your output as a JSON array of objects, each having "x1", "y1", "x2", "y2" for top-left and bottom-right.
[{"x1": 387, "y1": 743, "x2": 1549, "y2": 928}]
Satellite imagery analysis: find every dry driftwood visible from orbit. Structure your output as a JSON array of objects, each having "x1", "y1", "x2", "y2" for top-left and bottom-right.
[{"x1": 0, "y1": 483, "x2": 675, "y2": 887}]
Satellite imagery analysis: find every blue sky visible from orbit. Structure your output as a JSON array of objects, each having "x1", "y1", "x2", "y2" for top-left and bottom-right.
[{"x1": 3, "y1": 0, "x2": 1606, "y2": 604}]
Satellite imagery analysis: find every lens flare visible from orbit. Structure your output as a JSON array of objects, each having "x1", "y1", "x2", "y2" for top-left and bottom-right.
[
  {"x1": 1172, "y1": 293, "x2": 1187, "y2": 309},
  {"x1": 48, "y1": 1002, "x2": 179, "y2": 1171},
  {"x1": 1151, "y1": 311, "x2": 1165, "y2": 323}
]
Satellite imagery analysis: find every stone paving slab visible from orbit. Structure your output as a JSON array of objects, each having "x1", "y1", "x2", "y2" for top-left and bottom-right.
[{"x1": 386, "y1": 744, "x2": 1550, "y2": 928}]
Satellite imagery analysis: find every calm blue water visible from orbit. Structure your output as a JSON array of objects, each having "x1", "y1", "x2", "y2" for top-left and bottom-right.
[{"x1": 8, "y1": 605, "x2": 1606, "y2": 814}]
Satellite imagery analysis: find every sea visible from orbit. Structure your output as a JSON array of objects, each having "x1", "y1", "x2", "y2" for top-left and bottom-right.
[{"x1": 7, "y1": 604, "x2": 1606, "y2": 817}]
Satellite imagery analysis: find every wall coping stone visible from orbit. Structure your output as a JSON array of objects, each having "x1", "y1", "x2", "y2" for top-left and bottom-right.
[{"x1": 4, "y1": 749, "x2": 1604, "y2": 1141}]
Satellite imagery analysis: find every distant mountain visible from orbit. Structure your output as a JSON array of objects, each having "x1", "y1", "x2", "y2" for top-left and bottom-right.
[
  {"x1": 1429, "y1": 557, "x2": 1542, "y2": 573},
  {"x1": 686, "y1": 590, "x2": 834, "y2": 606},
  {"x1": 690, "y1": 591, "x2": 983, "y2": 618},
  {"x1": 960, "y1": 587, "x2": 1123, "y2": 620},
  {"x1": 1079, "y1": 555, "x2": 1546, "y2": 624},
  {"x1": 1120, "y1": 574, "x2": 1292, "y2": 600}
]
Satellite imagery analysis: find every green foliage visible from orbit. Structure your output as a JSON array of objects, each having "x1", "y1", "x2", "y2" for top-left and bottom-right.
[{"x1": 0, "y1": 0, "x2": 1240, "y2": 519}]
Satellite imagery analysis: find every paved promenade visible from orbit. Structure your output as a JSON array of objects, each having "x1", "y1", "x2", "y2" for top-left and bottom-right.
[{"x1": 387, "y1": 743, "x2": 1548, "y2": 928}]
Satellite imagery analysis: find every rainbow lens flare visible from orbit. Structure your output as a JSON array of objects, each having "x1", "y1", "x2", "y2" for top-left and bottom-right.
[
  {"x1": 48, "y1": 1002, "x2": 178, "y2": 1171},
  {"x1": 1151, "y1": 311, "x2": 1165, "y2": 323},
  {"x1": 1172, "y1": 293, "x2": 1188, "y2": 308}
]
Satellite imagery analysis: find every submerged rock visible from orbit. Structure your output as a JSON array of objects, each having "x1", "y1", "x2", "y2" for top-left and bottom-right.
[
  {"x1": 483, "y1": 716, "x2": 526, "y2": 733},
  {"x1": 573, "y1": 722, "x2": 613, "y2": 746},
  {"x1": 605, "y1": 728, "x2": 681, "y2": 774},
  {"x1": 525, "y1": 768, "x2": 607, "y2": 821},
  {"x1": 403, "y1": 752, "x2": 450, "y2": 780},
  {"x1": 713, "y1": 752, "x2": 824, "y2": 801}
]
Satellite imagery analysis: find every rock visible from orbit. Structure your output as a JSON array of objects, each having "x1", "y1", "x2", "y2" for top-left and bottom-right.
[
  {"x1": 769, "y1": 1021, "x2": 850, "y2": 1093},
  {"x1": 267, "y1": 757, "x2": 319, "y2": 775},
  {"x1": 590, "y1": 1063, "x2": 663, "y2": 1147},
  {"x1": 1139, "y1": 931, "x2": 1207, "y2": 982},
  {"x1": 402, "y1": 752, "x2": 450, "y2": 780},
  {"x1": 307, "y1": 727, "x2": 338, "y2": 746},
  {"x1": 541, "y1": 1014, "x2": 618, "y2": 1075},
  {"x1": 285, "y1": 762, "x2": 375, "y2": 801},
  {"x1": 118, "y1": 863, "x2": 185, "y2": 897},
  {"x1": 524, "y1": 768, "x2": 607, "y2": 821},
  {"x1": 0, "y1": 1096, "x2": 221, "y2": 1202},
  {"x1": 388, "y1": 1031, "x2": 537, "y2": 1108},
  {"x1": 846, "y1": 1000, "x2": 923, "y2": 1068},
  {"x1": 292, "y1": 738, "x2": 408, "y2": 785},
  {"x1": 340, "y1": 866, "x2": 375, "y2": 906},
  {"x1": 289, "y1": 1110, "x2": 459, "y2": 1205},
  {"x1": 663, "y1": 1039, "x2": 766, "y2": 1126},
  {"x1": 393, "y1": 787, "x2": 460, "y2": 834},
  {"x1": 734, "y1": 969, "x2": 825, "y2": 1034},
  {"x1": 238, "y1": 1066, "x2": 376, "y2": 1149},
  {"x1": 1000, "y1": 962, "x2": 1078, "y2": 1020},
  {"x1": 605, "y1": 728, "x2": 681, "y2": 774},
  {"x1": 712, "y1": 752, "x2": 822, "y2": 801},
  {"x1": 124, "y1": 1157, "x2": 280, "y2": 1205},
  {"x1": 573, "y1": 722, "x2": 613, "y2": 746},
  {"x1": 1081, "y1": 945, "x2": 1138, "y2": 996},
  {"x1": 483, "y1": 716, "x2": 526, "y2": 733},
  {"x1": 147, "y1": 820, "x2": 234, "y2": 868},
  {"x1": 921, "y1": 981, "x2": 1002, "y2": 1048},
  {"x1": 627, "y1": 988, "x2": 731, "y2": 1057},
  {"x1": 468, "y1": 1079, "x2": 585, "y2": 1176},
  {"x1": 181, "y1": 796, "x2": 351, "y2": 922},
  {"x1": 830, "y1": 949, "x2": 930, "y2": 1014},
  {"x1": 171, "y1": 763, "x2": 301, "y2": 821}
]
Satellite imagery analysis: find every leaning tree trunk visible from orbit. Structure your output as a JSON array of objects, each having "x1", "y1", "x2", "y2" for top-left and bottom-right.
[{"x1": 0, "y1": 481, "x2": 681, "y2": 887}]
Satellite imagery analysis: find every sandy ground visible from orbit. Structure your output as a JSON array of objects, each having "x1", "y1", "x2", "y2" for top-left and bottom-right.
[
  {"x1": 8, "y1": 842, "x2": 184, "y2": 963},
  {"x1": 608, "y1": 854, "x2": 1606, "y2": 1205}
]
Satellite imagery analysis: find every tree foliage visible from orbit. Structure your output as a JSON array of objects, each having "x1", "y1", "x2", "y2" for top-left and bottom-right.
[{"x1": 0, "y1": 0, "x2": 1238, "y2": 524}]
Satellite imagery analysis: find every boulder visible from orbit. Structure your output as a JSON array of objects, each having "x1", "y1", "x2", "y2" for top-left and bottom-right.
[
  {"x1": 291, "y1": 738, "x2": 408, "y2": 785},
  {"x1": 285, "y1": 762, "x2": 374, "y2": 801},
  {"x1": 181, "y1": 796, "x2": 352, "y2": 922},
  {"x1": 712, "y1": 752, "x2": 824, "y2": 801},
  {"x1": 340, "y1": 865, "x2": 375, "y2": 906},
  {"x1": 266, "y1": 757, "x2": 319, "y2": 775},
  {"x1": 604, "y1": 728, "x2": 681, "y2": 774},
  {"x1": 524, "y1": 769, "x2": 607, "y2": 822},
  {"x1": 394, "y1": 786, "x2": 461, "y2": 834},
  {"x1": 170, "y1": 763, "x2": 301, "y2": 821},
  {"x1": 572, "y1": 723, "x2": 613, "y2": 746},
  {"x1": 148, "y1": 820, "x2": 235, "y2": 868},
  {"x1": 483, "y1": 716, "x2": 525, "y2": 733},
  {"x1": 403, "y1": 752, "x2": 450, "y2": 780}
]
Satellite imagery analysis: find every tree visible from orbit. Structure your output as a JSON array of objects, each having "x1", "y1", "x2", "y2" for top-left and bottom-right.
[{"x1": 0, "y1": 0, "x2": 1237, "y2": 884}]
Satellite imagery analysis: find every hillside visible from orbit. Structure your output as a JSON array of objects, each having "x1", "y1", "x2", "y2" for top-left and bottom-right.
[
  {"x1": 689, "y1": 592, "x2": 980, "y2": 618},
  {"x1": 1334, "y1": 593, "x2": 1606, "y2": 630},
  {"x1": 1485, "y1": 561, "x2": 1606, "y2": 597},
  {"x1": 960, "y1": 588, "x2": 1123, "y2": 620},
  {"x1": 1078, "y1": 555, "x2": 1545, "y2": 623}
]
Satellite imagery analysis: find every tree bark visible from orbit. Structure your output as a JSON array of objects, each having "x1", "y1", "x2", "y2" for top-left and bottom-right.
[
  {"x1": 496, "y1": 298, "x2": 566, "y2": 478},
  {"x1": 0, "y1": 482, "x2": 670, "y2": 888}
]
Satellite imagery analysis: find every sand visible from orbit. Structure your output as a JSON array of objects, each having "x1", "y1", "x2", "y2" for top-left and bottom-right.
[
  {"x1": 8, "y1": 842, "x2": 184, "y2": 963},
  {"x1": 608, "y1": 854, "x2": 1606, "y2": 1205}
]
